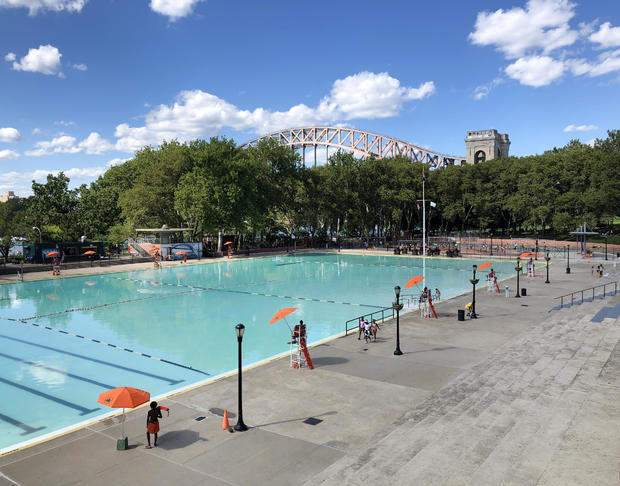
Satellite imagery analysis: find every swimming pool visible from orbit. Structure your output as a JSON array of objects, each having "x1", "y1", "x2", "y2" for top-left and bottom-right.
[{"x1": 0, "y1": 252, "x2": 515, "y2": 453}]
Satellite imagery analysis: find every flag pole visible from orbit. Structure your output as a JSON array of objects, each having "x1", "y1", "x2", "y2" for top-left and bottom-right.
[{"x1": 422, "y1": 173, "x2": 426, "y2": 258}]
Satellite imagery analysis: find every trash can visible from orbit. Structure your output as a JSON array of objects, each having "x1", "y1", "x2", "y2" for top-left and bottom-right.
[
  {"x1": 457, "y1": 309, "x2": 465, "y2": 321},
  {"x1": 116, "y1": 437, "x2": 128, "y2": 450},
  {"x1": 521, "y1": 288, "x2": 527, "y2": 297}
]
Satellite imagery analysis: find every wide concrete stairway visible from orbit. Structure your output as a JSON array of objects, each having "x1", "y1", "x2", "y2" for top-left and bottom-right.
[{"x1": 310, "y1": 295, "x2": 620, "y2": 486}]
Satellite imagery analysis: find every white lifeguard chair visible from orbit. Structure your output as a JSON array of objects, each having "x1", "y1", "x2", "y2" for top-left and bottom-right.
[{"x1": 290, "y1": 322, "x2": 314, "y2": 369}]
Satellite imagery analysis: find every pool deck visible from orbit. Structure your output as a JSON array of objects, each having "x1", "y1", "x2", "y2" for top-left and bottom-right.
[{"x1": 0, "y1": 254, "x2": 619, "y2": 485}]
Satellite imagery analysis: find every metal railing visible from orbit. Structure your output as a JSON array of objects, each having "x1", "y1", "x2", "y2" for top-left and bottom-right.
[
  {"x1": 554, "y1": 281, "x2": 618, "y2": 308},
  {"x1": 345, "y1": 306, "x2": 394, "y2": 336}
]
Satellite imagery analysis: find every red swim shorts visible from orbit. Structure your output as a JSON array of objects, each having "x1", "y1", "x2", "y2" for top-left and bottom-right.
[{"x1": 147, "y1": 422, "x2": 160, "y2": 434}]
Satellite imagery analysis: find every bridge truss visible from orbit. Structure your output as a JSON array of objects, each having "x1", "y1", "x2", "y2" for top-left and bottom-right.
[{"x1": 240, "y1": 127, "x2": 465, "y2": 168}]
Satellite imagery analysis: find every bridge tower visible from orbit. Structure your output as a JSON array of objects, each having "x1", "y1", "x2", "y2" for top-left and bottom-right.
[{"x1": 465, "y1": 129, "x2": 510, "y2": 165}]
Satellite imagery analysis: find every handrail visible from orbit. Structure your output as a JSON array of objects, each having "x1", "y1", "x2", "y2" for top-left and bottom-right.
[
  {"x1": 345, "y1": 306, "x2": 394, "y2": 336},
  {"x1": 554, "y1": 281, "x2": 617, "y2": 307}
]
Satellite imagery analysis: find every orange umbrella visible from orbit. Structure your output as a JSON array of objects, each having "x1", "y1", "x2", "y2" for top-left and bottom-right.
[
  {"x1": 478, "y1": 262, "x2": 492, "y2": 271},
  {"x1": 175, "y1": 250, "x2": 186, "y2": 255},
  {"x1": 405, "y1": 276, "x2": 424, "y2": 288},
  {"x1": 45, "y1": 251, "x2": 59, "y2": 258},
  {"x1": 149, "y1": 247, "x2": 160, "y2": 254},
  {"x1": 83, "y1": 250, "x2": 96, "y2": 255},
  {"x1": 224, "y1": 241, "x2": 233, "y2": 246},
  {"x1": 519, "y1": 252, "x2": 531, "y2": 258},
  {"x1": 269, "y1": 307, "x2": 297, "y2": 325},
  {"x1": 98, "y1": 387, "x2": 150, "y2": 439}
]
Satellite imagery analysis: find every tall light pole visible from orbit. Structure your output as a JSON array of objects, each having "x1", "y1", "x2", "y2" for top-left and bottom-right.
[
  {"x1": 566, "y1": 244, "x2": 570, "y2": 274},
  {"x1": 515, "y1": 257, "x2": 522, "y2": 298},
  {"x1": 234, "y1": 323, "x2": 248, "y2": 432},
  {"x1": 32, "y1": 226, "x2": 41, "y2": 243},
  {"x1": 470, "y1": 264, "x2": 479, "y2": 318},
  {"x1": 393, "y1": 286, "x2": 403, "y2": 356},
  {"x1": 422, "y1": 174, "x2": 426, "y2": 257},
  {"x1": 545, "y1": 251, "x2": 551, "y2": 284}
]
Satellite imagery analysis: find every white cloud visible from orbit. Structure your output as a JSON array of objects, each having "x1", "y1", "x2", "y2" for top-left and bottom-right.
[
  {"x1": 54, "y1": 120, "x2": 75, "y2": 127},
  {"x1": 505, "y1": 55, "x2": 565, "y2": 86},
  {"x1": 32, "y1": 127, "x2": 42, "y2": 134},
  {"x1": 0, "y1": 165, "x2": 106, "y2": 196},
  {"x1": 26, "y1": 132, "x2": 114, "y2": 156},
  {"x1": 469, "y1": 0, "x2": 578, "y2": 59},
  {"x1": 563, "y1": 124, "x2": 598, "y2": 132},
  {"x1": 12, "y1": 45, "x2": 62, "y2": 76},
  {"x1": 114, "y1": 71, "x2": 436, "y2": 152},
  {"x1": 566, "y1": 50, "x2": 620, "y2": 78},
  {"x1": 590, "y1": 22, "x2": 620, "y2": 49},
  {"x1": 150, "y1": 0, "x2": 204, "y2": 20},
  {"x1": 106, "y1": 157, "x2": 129, "y2": 167},
  {"x1": 473, "y1": 78, "x2": 504, "y2": 100},
  {"x1": 0, "y1": 127, "x2": 21, "y2": 142},
  {"x1": 0, "y1": 0, "x2": 87, "y2": 15},
  {"x1": 72, "y1": 63, "x2": 87, "y2": 71},
  {"x1": 4, "y1": 52, "x2": 15, "y2": 61},
  {"x1": 0, "y1": 150, "x2": 19, "y2": 160}
]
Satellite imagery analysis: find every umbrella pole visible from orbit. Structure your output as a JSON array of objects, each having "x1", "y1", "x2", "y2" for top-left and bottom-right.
[{"x1": 121, "y1": 408, "x2": 125, "y2": 438}]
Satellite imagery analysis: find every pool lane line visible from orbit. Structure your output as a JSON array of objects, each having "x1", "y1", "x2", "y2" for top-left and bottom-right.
[
  {"x1": 0, "y1": 350, "x2": 116, "y2": 390},
  {"x1": 208, "y1": 287, "x2": 384, "y2": 308},
  {"x1": 0, "y1": 413, "x2": 45, "y2": 436},
  {"x1": 0, "y1": 376, "x2": 99, "y2": 415},
  {"x1": 0, "y1": 326, "x2": 206, "y2": 381}
]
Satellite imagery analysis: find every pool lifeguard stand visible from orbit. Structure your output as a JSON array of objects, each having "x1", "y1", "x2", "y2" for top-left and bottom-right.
[{"x1": 290, "y1": 321, "x2": 314, "y2": 369}]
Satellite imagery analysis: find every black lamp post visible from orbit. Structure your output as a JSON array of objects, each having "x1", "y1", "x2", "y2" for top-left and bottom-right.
[
  {"x1": 603, "y1": 233, "x2": 609, "y2": 261},
  {"x1": 545, "y1": 251, "x2": 551, "y2": 284},
  {"x1": 234, "y1": 323, "x2": 248, "y2": 432},
  {"x1": 566, "y1": 244, "x2": 570, "y2": 274},
  {"x1": 470, "y1": 264, "x2": 479, "y2": 318},
  {"x1": 515, "y1": 257, "x2": 521, "y2": 298},
  {"x1": 393, "y1": 286, "x2": 403, "y2": 355},
  {"x1": 535, "y1": 234, "x2": 539, "y2": 261}
]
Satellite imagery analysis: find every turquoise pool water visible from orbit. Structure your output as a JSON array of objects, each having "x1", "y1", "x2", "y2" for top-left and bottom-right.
[{"x1": 0, "y1": 253, "x2": 515, "y2": 452}]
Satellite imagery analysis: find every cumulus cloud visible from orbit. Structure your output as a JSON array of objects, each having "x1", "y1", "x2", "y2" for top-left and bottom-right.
[
  {"x1": 505, "y1": 55, "x2": 565, "y2": 87},
  {"x1": 0, "y1": 150, "x2": 19, "y2": 160},
  {"x1": 4, "y1": 52, "x2": 15, "y2": 62},
  {"x1": 150, "y1": 0, "x2": 204, "y2": 20},
  {"x1": 26, "y1": 132, "x2": 113, "y2": 156},
  {"x1": 72, "y1": 63, "x2": 87, "y2": 71},
  {"x1": 590, "y1": 22, "x2": 620, "y2": 49},
  {"x1": 0, "y1": 165, "x2": 106, "y2": 196},
  {"x1": 11, "y1": 45, "x2": 62, "y2": 76},
  {"x1": 563, "y1": 124, "x2": 598, "y2": 132},
  {"x1": 0, "y1": 127, "x2": 21, "y2": 143},
  {"x1": 0, "y1": 0, "x2": 87, "y2": 15},
  {"x1": 469, "y1": 0, "x2": 578, "y2": 59},
  {"x1": 106, "y1": 157, "x2": 129, "y2": 167},
  {"x1": 114, "y1": 71, "x2": 435, "y2": 152}
]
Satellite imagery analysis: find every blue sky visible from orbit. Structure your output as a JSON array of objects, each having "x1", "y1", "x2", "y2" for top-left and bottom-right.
[{"x1": 0, "y1": 0, "x2": 618, "y2": 195}]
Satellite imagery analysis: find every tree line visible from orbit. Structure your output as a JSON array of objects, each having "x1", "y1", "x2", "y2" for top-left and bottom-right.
[{"x1": 0, "y1": 130, "x2": 618, "y2": 261}]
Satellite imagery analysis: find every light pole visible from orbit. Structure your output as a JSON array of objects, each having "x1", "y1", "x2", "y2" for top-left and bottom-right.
[
  {"x1": 535, "y1": 233, "x2": 539, "y2": 261},
  {"x1": 515, "y1": 257, "x2": 522, "y2": 298},
  {"x1": 603, "y1": 233, "x2": 609, "y2": 261},
  {"x1": 393, "y1": 286, "x2": 403, "y2": 355},
  {"x1": 566, "y1": 244, "x2": 570, "y2": 274},
  {"x1": 234, "y1": 323, "x2": 248, "y2": 432},
  {"x1": 490, "y1": 234, "x2": 493, "y2": 256},
  {"x1": 470, "y1": 264, "x2": 479, "y2": 318},
  {"x1": 32, "y1": 226, "x2": 41, "y2": 243},
  {"x1": 545, "y1": 251, "x2": 551, "y2": 284}
]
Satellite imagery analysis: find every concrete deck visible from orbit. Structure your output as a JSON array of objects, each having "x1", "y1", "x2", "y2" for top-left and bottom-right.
[{"x1": 0, "y1": 255, "x2": 619, "y2": 485}]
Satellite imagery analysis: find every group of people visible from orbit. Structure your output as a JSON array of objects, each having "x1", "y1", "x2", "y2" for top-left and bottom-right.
[
  {"x1": 592, "y1": 264, "x2": 606, "y2": 277},
  {"x1": 419, "y1": 287, "x2": 440, "y2": 304},
  {"x1": 358, "y1": 318, "x2": 380, "y2": 343}
]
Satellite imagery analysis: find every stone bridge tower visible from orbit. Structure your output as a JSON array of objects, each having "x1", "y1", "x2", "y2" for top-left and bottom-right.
[{"x1": 465, "y1": 129, "x2": 510, "y2": 165}]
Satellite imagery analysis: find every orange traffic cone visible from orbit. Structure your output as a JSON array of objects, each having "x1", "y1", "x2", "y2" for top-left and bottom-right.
[{"x1": 222, "y1": 409, "x2": 230, "y2": 430}]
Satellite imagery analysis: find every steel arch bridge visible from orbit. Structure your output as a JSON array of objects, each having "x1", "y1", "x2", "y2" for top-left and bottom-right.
[{"x1": 240, "y1": 126, "x2": 465, "y2": 168}]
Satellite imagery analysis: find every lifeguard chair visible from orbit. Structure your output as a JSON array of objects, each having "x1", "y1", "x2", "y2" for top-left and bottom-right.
[{"x1": 290, "y1": 321, "x2": 314, "y2": 369}]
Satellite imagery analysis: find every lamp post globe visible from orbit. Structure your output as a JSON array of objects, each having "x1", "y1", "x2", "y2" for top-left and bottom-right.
[
  {"x1": 393, "y1": 285, "x2": 403, "y2": 355},
  {"x1": 234, "y1": 323, "x2": 248, "y2": 432}
]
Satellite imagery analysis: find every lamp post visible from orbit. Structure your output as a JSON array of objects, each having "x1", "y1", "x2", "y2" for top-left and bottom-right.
[
  {"x1": 566, "y1": 244, "x2": 570, "y2": 274},
  {"x1": 515, "y1": 257, "x2": 522, "y2": 298},
  {"x1": 234, "y1": 323, "x2": 248, "y2": 432},
  {"x1": 545, "y1": 251, "x2": 551, "y2": 284},
  {"x1": 490, "y1": 234, "x2": 493, "y2": 256},
  {"x1": 393, "y1": 286, "x2": 403, "y2": 356},
  {"x1": 32, "y1": 226, "x2": 41, "y2": 243},
  {"x1": 470, "y1": 264, "x2": 479, "y2": 318},
  {"x1": 603, "y1": 233, "x2": 609, "y2": 261},
  {"x1": 535, "y1": 233, "x2": 539, "y2": 261}
]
